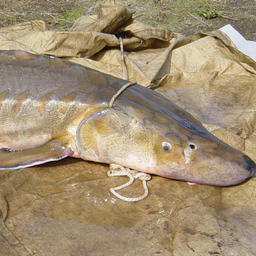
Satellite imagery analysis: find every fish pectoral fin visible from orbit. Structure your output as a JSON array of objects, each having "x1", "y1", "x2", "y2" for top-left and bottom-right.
[{"x1": 0, "y1": 140, "x2": 73, "y2": 170}]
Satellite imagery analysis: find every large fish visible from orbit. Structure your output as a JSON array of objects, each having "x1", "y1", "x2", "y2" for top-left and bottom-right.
[{"x1": 0, "y1": 50, "x2": 255, "y2": 186}]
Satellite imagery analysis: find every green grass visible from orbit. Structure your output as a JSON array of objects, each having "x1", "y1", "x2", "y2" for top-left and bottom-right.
[
  {"x1": 125, "y1": 0, "x2": 217, "y2": 28},
  {"x1": 196, "y1": 5, "x2": 220, "y2": 19},
  {"x1": 56, "y1": 8, "x2": 86, "y2": 30}
]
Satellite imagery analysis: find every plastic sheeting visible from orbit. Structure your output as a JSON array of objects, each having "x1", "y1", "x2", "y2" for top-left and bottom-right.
[{"x1": 0, "y1": 0, "x2": 256, "y2": 255}]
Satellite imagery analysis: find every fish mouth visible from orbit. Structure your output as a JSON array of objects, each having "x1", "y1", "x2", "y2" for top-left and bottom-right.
[{"x1": 243, "y1": 155, "x2": 256, "y2": 177}]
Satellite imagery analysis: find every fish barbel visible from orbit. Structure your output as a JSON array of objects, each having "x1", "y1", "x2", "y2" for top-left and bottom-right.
[{"x1": 0, "y1": 50, "x2": 255, "y2": 186}]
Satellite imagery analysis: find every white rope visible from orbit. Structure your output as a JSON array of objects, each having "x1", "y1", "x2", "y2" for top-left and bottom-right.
[
  {"x1": 106, "y1": 38, "x2": 150, "y2": 202},
  {"x1": 108, "y1": 37, "x2": 136, "y2": 108},
  {"x1": 108, "y1": 81, "x2": 136, "y2": 107},
  {"x1": 119, "y1": 37, "x2": 127, "y2": 80},
  {"x1": 107, "y1": 164, "x2": 151, "y2": 202}
]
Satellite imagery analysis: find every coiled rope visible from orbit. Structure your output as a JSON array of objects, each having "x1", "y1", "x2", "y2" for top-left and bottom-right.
[{"x1": 107, "y1": 164, "x2": 151, "y2": 202}]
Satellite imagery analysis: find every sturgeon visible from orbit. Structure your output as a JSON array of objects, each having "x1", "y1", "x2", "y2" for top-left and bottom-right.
[{"x1": 0, "y1": 50, "x2": 255, "y2": 186}]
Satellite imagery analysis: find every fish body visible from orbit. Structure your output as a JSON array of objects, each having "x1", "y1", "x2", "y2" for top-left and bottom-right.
[{"x1": 0, "y1": 50, "x2": 255, "y2": 186}]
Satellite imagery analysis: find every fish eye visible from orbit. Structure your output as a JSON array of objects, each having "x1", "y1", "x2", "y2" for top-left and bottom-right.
[
  {"x1": 188, "y1": 143, "x2": 197, "y2": 150},
  {"x1": 162, "y1": 142, "x2": 172, "y2": 152}
]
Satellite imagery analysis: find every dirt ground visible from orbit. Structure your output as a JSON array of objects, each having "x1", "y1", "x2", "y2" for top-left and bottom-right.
[{"x1": 0, "y1": 0, "x2": 255, "y2": 40}]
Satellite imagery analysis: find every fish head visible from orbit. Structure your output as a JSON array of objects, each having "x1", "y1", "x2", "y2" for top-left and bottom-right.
[
  {"x1": 112, "y1": 84, "x2": 256, "y2": 186},
  {"x1": 77, "y1": 106, "x2": 255, "y2": 186},
  {"x1": 151, "y1": 125, "x2": 256, "y2": 186}
]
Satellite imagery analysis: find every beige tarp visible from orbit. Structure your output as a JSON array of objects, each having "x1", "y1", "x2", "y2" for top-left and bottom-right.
[{"x1": 0, "y1": 0, "x2": 256, "y2": 255}]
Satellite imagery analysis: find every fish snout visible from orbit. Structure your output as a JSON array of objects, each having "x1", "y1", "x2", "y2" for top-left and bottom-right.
[
  {"x1": 181, "y1": 144, "x2": 256, "y2": 186},
  {"x1": 243, "y1": 155, "x2": 256, "y2": 177}
]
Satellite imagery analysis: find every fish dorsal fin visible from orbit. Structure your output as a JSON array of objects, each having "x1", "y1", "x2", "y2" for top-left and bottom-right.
[{"x1": 0, "y1": 140, "x2": 73, "y2": 170}]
